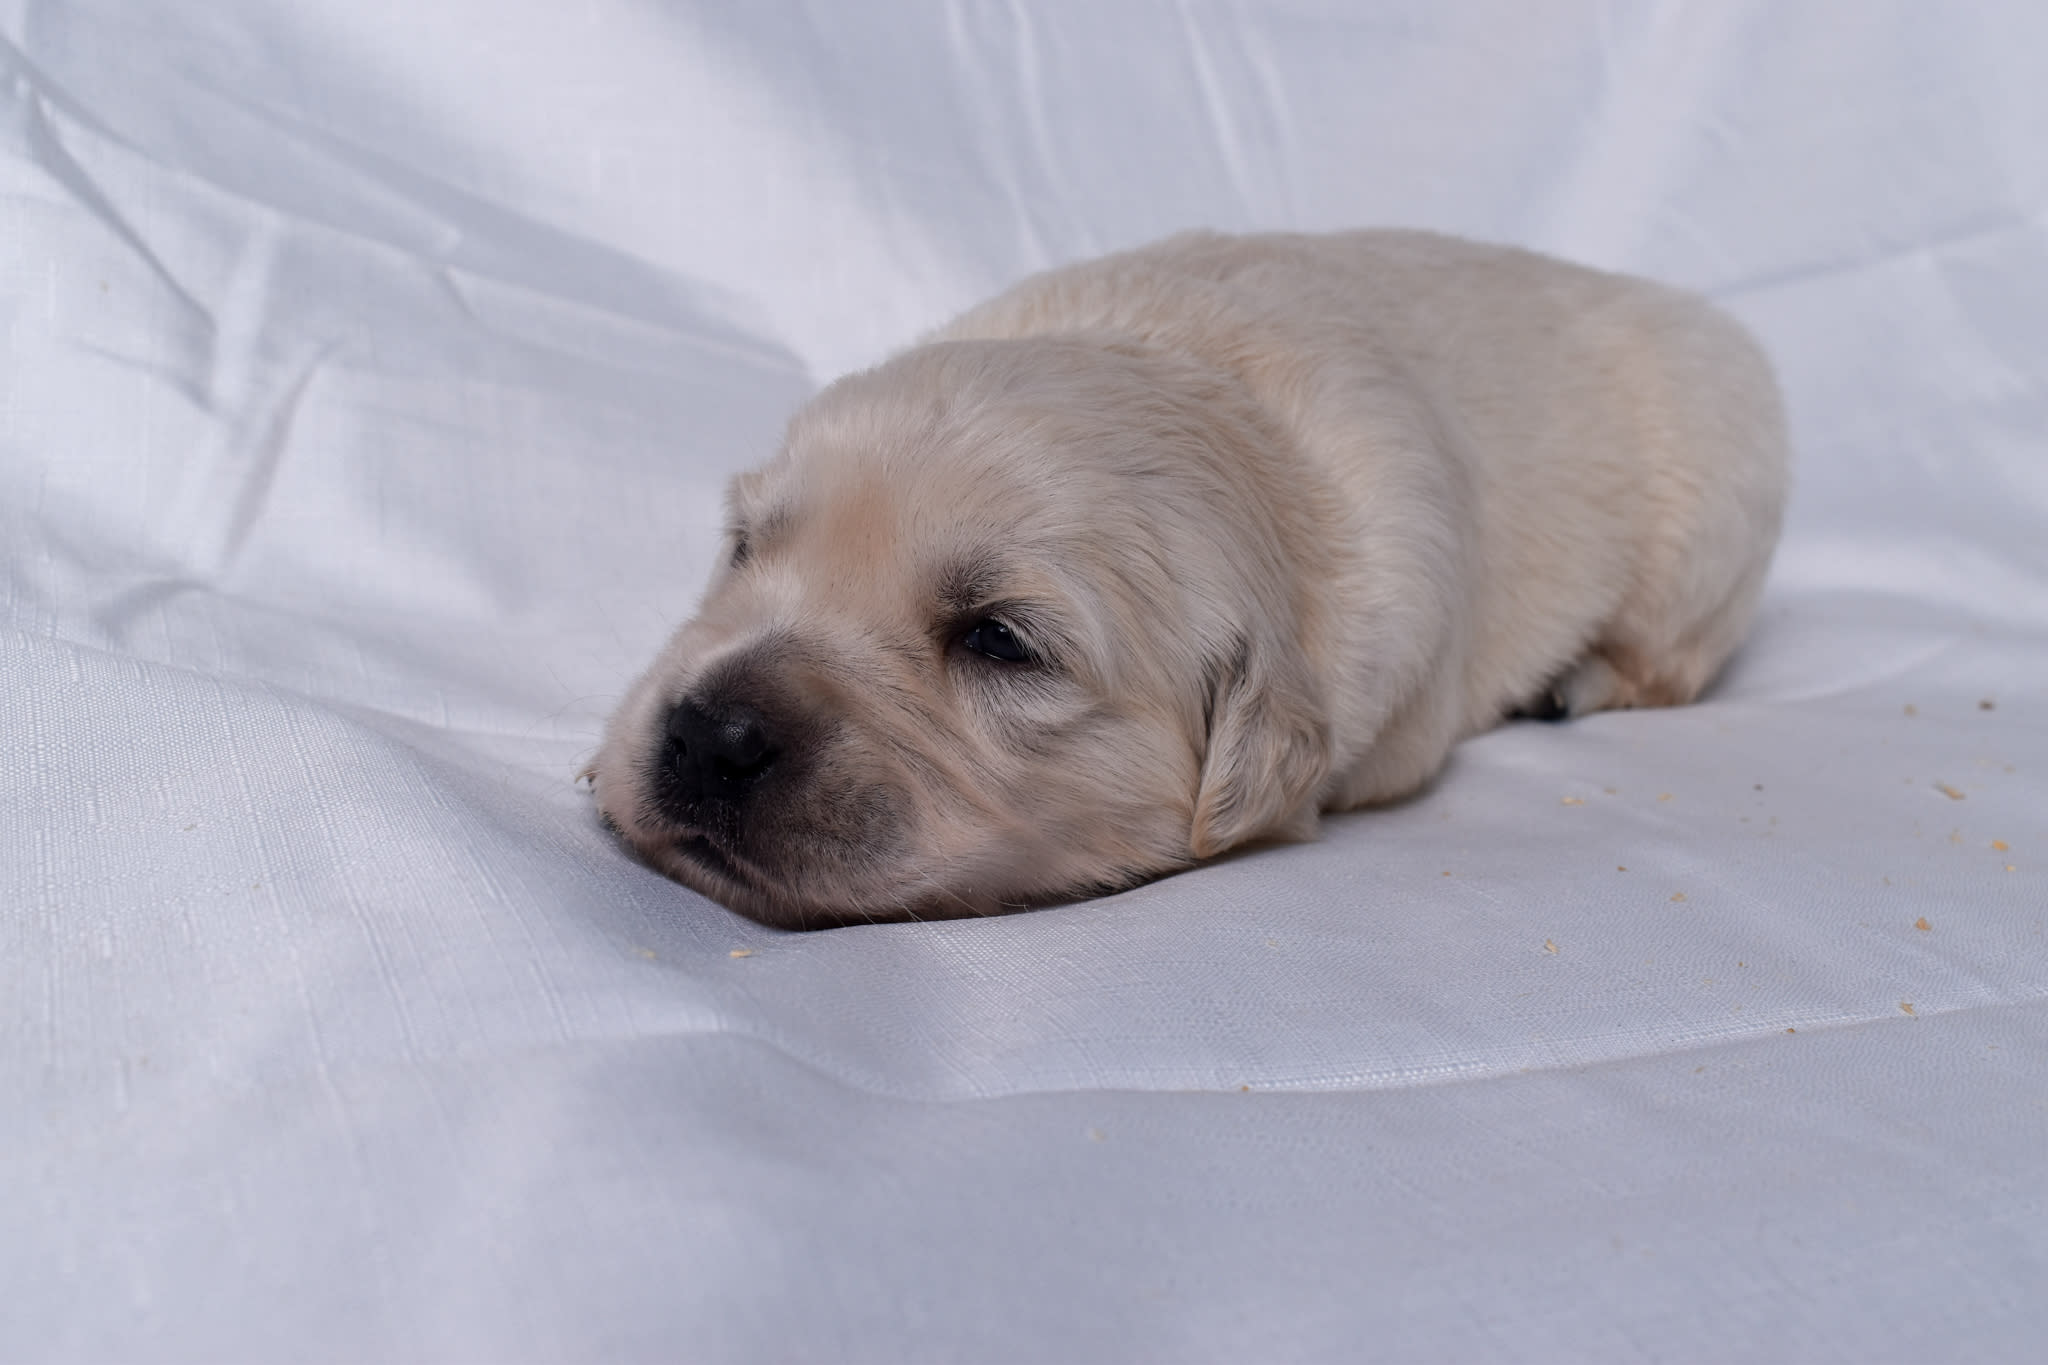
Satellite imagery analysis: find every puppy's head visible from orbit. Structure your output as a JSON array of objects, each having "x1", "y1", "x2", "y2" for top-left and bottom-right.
[{"x1": 591, "y1": 337, "x2": 1330, "y2": 926}]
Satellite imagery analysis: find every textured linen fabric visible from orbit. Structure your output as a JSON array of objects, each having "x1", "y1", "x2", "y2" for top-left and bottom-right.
[{"x1": 4, "y1": 2, "x2": 2045, "y2": 1359}]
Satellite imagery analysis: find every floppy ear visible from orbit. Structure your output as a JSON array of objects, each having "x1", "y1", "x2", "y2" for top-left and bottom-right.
[{"x1": 1190, "y1": 635, "x2": 1331, "y2": 859}]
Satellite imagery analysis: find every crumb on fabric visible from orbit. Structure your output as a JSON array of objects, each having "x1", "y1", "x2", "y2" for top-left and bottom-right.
[
  {"x1": 1786, "y1": 1028, "x2": 1797, "y2": 1034},
  {"x1": 1544, "y1": 939, "x2": 1559, "y2": 954},
  {"x1": 1904, "y1": 703, "x2": 1918, "y2": 716},
  {"x1": 1670, "y1": 892, "x2": 1687, "y2": 903},
  {"x1": 634, "y1": 948, "x2": 656, "y2": 960},
  {"x1": 1915, "y1": 917, "x2": 1932, "y2": 931},
  {"x1": 1980, "y1": 698, "x2": 1996, "y2": 711},
  {"x1": 1658, "y1": 793, "x2": 1672, "y2": 802},
  {"x1": 1561, "y1": 796, "x2": 1585, "y2": 806},
  {"x1": 1900, "y1": 1002, "x2": 1917, "y2": 1016},
  {"x1": 1992, "y1": 839, "x2": 2010, "y2": 851},
  {"x1": 729, "y1": 948, "x2": 755, "y2": 959},
  {"x1": 1935, "y1": 782, "x2": 1966, "y2": 800}
]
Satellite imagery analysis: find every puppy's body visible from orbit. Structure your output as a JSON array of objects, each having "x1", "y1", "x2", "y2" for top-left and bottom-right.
[
  {"x1": 593, "y1": 231, "x2": 1788, "y2": 925},
  {"x1": 939, "y1": 230, "x2": 1787, "y2": 809}
]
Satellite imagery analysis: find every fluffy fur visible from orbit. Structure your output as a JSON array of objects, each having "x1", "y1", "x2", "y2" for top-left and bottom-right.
[{"x1": 589, "y1": 230, "x2": 1789, "y2": 926}]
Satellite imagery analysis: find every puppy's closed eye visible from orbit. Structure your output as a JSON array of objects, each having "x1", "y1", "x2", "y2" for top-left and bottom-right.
[{"x1": 958, "y1": 618, "x2": 1029, "y2": 663}]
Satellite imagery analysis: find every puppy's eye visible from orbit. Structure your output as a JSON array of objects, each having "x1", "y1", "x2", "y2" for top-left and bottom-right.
[
  {"x1": 730, "y1": 531, "x2": 750, "y2": 568},
  {"x1": 960, "y1": 618, "x2": 1029, "y2": 663}
]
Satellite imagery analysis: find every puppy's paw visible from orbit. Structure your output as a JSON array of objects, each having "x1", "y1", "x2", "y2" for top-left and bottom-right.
[
  {"x1": 1513, "y1": 654, "x2": 1625, "y2": 722},
  {"x1": 1511, "y1": 686, "x2": 1571, "y2": 723}
]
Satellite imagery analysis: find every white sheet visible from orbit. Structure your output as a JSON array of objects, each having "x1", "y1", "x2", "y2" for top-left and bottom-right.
[{"x1": 4, "y1": 1, "x2": 2045, "y2": 1359}]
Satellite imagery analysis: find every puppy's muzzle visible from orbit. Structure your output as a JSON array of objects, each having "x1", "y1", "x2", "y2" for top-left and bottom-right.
[{"x1": 627, "y1": 653, "x2": 913, "y2": 917}]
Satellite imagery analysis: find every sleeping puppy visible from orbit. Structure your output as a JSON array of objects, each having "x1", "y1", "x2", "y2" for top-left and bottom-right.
[{"x1": 590, "y1": 230, "x2": 1788, "y2": 927}]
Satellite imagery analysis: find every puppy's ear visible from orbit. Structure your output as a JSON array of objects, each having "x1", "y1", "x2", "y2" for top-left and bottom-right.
[{"x1": 1190, "y1": 635, "x2": 1330, "y2": 859}]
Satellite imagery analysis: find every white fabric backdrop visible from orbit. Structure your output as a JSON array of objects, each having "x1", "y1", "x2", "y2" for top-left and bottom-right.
[{"x1": 3, "y1": 1, "x2": 2044, "y2": 1359}]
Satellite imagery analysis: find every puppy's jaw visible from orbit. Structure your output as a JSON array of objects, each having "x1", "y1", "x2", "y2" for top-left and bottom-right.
[{"x1": 598, "y1": 788, "x2": 1039, "y2": 929}]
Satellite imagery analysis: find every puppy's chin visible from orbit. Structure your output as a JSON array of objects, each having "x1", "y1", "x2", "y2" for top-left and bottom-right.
[{"x1": 602, "y1": 803, "x2": 1015, "y2": 930}]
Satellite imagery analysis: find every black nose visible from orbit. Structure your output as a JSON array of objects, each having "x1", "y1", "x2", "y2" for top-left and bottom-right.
[{"x1": 663, "y1": 697, "x2": 779, "y2": 801}]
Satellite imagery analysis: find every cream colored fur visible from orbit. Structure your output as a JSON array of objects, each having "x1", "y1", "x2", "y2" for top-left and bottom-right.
[{"x1": 590, "y1": 230, "x2": 1789, "y2": 926}]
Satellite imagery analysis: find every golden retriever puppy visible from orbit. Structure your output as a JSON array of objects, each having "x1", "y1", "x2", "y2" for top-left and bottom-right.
[{"x1": 590, "y1": 230, "x2": 1788, "y2": 926}]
